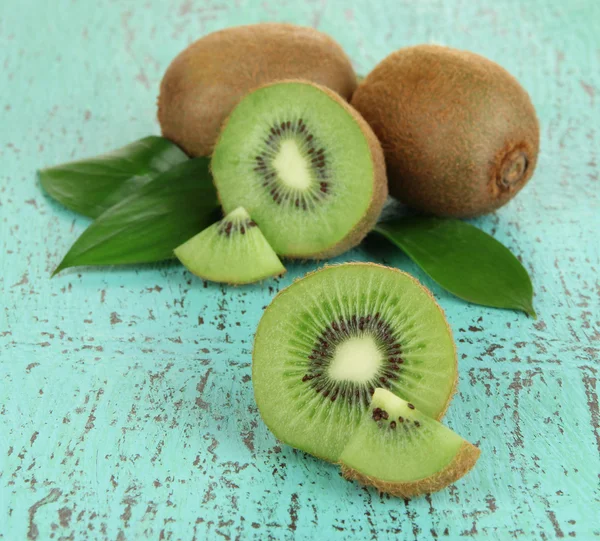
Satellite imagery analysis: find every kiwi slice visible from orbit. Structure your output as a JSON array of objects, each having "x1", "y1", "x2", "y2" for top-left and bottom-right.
[
  {"x1": 158, "y1": 23, "x2": 357, "y2": 157},
  {"x1": 351, "y1": 45, "x2": 539, "y2": 217},
  {"x1": 211, "y1": 81, "x2": 387, "y2": 259},
  {"x1": 174, "y1": 207, "x2": 285, "y2": 284},
  {"x1": 252, "y1": 263, "x2": 457, "y2": 462},
  {"x1": 340, "y1": 388, "x2": 480, "y2": 497}
]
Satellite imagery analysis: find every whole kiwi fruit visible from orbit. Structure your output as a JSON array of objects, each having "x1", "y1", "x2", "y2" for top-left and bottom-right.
[
  {"x1": 158, "y1": 23, "x2": 357, "y2": 157},
  {"x1": 351, "y1": 45, "x2": 540, "y2": 217}
]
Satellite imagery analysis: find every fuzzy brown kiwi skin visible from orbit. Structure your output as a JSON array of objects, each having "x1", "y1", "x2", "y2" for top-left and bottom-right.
[
  {"x1": 340, "y1": 441, "x2": 480, "y2": 498},
  {"x1": 210, "y1": 80, "x2": 388, "y2": 260},
  {"x1": 158, "y1": 23, "x2": 357, "y2": 157},
  {"x1": 251, "y1": 262, "x2": 458, "y2": 458},
  {"x1": 351, "y1": 45, "x2": 540, "y2": 218}
]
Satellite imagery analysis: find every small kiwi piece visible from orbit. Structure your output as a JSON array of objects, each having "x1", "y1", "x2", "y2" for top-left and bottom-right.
[
  {"x1": 252, "y1": 263, "x2": 457, "y2": 462},
  {"x1": 211, "y1": 81, "x2": 387, "y2": 259},
  {"x1": 340, "y1": 388, "x2": 480, "y2": 498},
  {"x1": 174, "y1": 207, "x2": 285, "y2": 285},
  {"x1": 158, "y1": 23, "x2": 357, "y2": 157},
  {"x1": 351, "y1": 45, "x2": 540, "y2": 217}
]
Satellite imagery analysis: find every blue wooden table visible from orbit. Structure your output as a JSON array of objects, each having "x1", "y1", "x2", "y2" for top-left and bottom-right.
[{"x1": 1, "y1": 1, "x2": 599, "y2": 539}]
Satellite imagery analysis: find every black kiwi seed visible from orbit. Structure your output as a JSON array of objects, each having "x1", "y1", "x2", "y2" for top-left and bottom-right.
[
  {"x1": 407, "y1": 403, "x2": 415, "y2": 410},
  {"x1": 390, "y1": 421, "x2": 397, "y2": 429},
  {"x1": 217, "y1": 215, "x2": 257, "y2": 237},
  {"x1": 372, "y1": 407, "x2": 383, "y2": 421}
]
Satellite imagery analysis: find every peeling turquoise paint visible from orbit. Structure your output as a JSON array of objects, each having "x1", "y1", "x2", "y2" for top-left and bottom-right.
[{"x1": 1, "y1": 0, "x2": 599, "y2": 539}]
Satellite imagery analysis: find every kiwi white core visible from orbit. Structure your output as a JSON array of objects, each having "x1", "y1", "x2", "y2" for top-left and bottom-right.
[
  {"x1": 228, "y1": 206, "x2": 250, "y2": 220},
  {"x1": 329, "y1": 336, "x2": 384, "y2": 383},
  {"x1": 273, "y1": 140, "x2": 312, "y2": 191}
]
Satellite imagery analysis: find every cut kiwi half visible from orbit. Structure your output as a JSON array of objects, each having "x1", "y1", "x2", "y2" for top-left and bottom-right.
[
  {"x1": 252, "y1": 263, "x2": 457, "y2": 462},
  {"x1": 174, "y1": 207, "x2": 285, "y2": 284},
  {"x1": 211, "y1": 81, "x2": 387, "y2": 259},
  {"x1": 340, "y1": 388, "x2": 480, "y2": 498}
]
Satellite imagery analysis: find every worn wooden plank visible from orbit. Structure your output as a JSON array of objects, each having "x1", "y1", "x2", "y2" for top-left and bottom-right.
[{"x1": 1, "y1": 0, "x2": 598, "y2": 539}]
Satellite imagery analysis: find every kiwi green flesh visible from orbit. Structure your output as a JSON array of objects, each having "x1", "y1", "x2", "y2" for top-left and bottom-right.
[
  {"x1": 340, "y1": 388, "x2": 475, "y2": 487},
  {"x1": 211, "y1": 82, "x2": 375, "y2": 258},
  {"x1": 174, "y1": 207, "x2": 285, "y2": 285},
  {"x1": 252, "y1": 263, "x2": 457, "y2": 462}
]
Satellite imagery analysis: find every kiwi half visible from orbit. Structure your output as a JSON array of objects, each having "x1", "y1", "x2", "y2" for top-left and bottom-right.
[
  {"x1": 252, "y1": 263, "x2": 457, "y2": 462},
  {"x1": 174, "y1": 207, "x2": 285, "y2": 284},
  {"x1": 351, "y1": 45, "x2": 540, "y2": 217},
  {"x1": 158, "y1": 23, "x2": 357, "y2": 157},
  {"x1": 340, "y1": 388, "x2": 480, "y2": 498},
  {"x1": 211, "y1": 81, "x2": 388, "y2": 259}
]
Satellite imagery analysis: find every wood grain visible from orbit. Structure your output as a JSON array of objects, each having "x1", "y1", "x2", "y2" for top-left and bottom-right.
[{"x1": 1, "y1": 0, "x2": 599, "y2": 539}]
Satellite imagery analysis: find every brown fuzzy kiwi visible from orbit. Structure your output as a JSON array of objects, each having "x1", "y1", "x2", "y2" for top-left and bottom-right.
[
  {"x1": 210, "y1": 81, "x2": 388, "y2": 260},
  {"x1": 340, "y1": 441, "x2": 481, "y2": 498},
  {"x1": 351, "y1": 45, "x2": 540, "y2": 217},
  {"x1": 158, "y1": 23, "x2": 357, "y2": 157}
]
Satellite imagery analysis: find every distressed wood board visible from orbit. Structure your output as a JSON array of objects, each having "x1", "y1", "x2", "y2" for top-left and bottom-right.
[{"x1": 1, "y1": 0, "x2": 599, "y2": 539}]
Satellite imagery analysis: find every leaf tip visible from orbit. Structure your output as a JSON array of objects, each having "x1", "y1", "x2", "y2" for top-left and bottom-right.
[
  {"x1": 522, "y1": 301, "x2": 537, "y2": 319},
  {"x1": 51, "y1": 261, "x2": 67, "y2": 277},
  {"x1": 37, "y1": 168, "x2": 47, "y2": 185}
]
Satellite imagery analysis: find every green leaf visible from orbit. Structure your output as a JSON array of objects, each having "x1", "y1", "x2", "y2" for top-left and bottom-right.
[
  {"x1": 373, "y1": 218, "x2": 536, "y2": 317},
  {"x1": 53, "y1": 158, "x2": 220, "y2": 275},
  {"x1": 39, "y1": 136, "x2": 188, "y2": 218}
]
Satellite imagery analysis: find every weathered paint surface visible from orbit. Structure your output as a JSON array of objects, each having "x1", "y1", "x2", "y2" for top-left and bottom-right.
[{"x1": 1, "y1": 0, "x2": 599, "y2": 539}]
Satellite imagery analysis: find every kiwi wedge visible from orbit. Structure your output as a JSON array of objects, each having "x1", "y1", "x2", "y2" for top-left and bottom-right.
[
  {"x1": 252, "y1": 263, "x2": 457, "y2": 462},
  {"x1": 211, "y1": 81, "x2": 388, "y2": 259},
  {"x1": 174, "y1": 207, "x2": 285, "y2": 284},
  {"x1": 158, "y1": 23, "x2": 357, "y2": 157},
  {"x1": 351, "y1": 45, "x2": 540, "y2": 217},
  {"x1": 340, "y1": 388, "x2": 480, "y2": 498}
]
